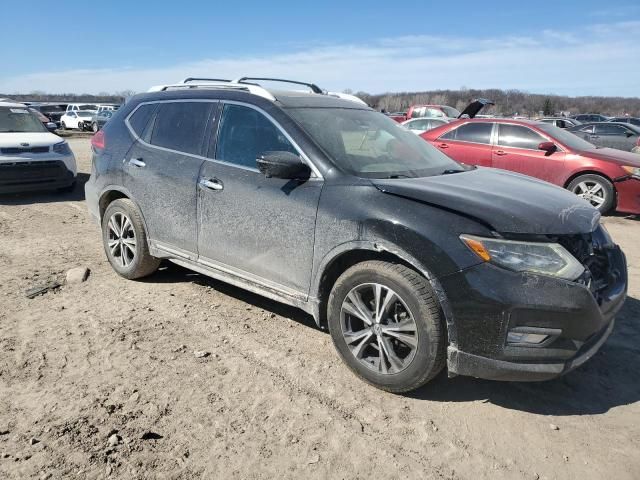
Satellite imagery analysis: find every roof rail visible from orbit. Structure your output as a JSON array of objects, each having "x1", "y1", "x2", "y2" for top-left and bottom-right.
[
  {"x1": 182, "y1": 77, "x2": 232, "y2": 83},
  {"x1": 150, "y1": 80, "x2": 277, "y2": 101},
  {"x1": 233, "y1": 77, "x2": 324, "y2": 94}
]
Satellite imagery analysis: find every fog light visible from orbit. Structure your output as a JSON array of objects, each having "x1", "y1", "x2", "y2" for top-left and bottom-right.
[{"x1": 507, "y1": 332, "x2": 549, "y2": 345}]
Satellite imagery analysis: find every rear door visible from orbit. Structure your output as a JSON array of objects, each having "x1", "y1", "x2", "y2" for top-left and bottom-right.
[
  {"x1": 197, "y1": 102, "x2": 322, "y2": 295},
  {"x1": 123, "y1": 100, "x2": 216, "y2": 257},
  {"x1": 492, "y1": 123, "x2": 566, "y2": 184},
  {"x1": 434, "y1": 122, "x2": 494, "y2": 166}
]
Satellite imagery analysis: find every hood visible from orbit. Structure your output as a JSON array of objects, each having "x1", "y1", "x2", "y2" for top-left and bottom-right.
[
  {"x1": 0, "y1": 131, "x2": 62, "y2": 148},
  {"x1": 372, "y1": 167, "x2": 599, "y2": 235},
  {"x1": 578, "y1": 147, "x2": 640, "y2": 167},
  {"x1": 458, "y1": 98, "x2": 494, "y2": 119}
]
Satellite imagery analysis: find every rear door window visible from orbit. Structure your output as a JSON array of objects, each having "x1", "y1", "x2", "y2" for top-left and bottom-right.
[
  {"x1": 497, "y1": 124, "x2": 546, "y2": 150},
  {"x1": 150, "y1": 102, "x2": 212, "y2": 156},
  {"x1": 441, "y1": 122, "x2": 493, "y2": 144},
  {"x1": 214, "y1": 104, "x2": 297, "y2": 169}
]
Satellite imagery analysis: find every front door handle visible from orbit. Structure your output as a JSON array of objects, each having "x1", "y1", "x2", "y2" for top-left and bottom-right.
[
  {"x1": 199, "y1": 178, "x2": 224, "y2": 191},
  {"x1": 494, "y1": 150, "x2": 507, "y2": 156},
  {"x1": 128, "y1": 158, "x2": 146, "y2": 168},
  {"x1": 438, "y1": 143, "x2": 449, "y2": 149}
]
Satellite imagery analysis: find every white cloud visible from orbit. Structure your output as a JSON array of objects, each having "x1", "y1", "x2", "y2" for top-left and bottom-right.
[{"x1": 1, "y1": 21, "x2": 639, "y2": 97}]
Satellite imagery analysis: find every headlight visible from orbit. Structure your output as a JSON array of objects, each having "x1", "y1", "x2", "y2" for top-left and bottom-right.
[
  {"x1": 622, "y1": 165, "x2": 640, "y2": 179},
  {"x1": 460, "y1": 234, "x2": 584, "y2": 280},
  {"x1": 53, "y1": 141, "x2": 72, "y2": 155}
]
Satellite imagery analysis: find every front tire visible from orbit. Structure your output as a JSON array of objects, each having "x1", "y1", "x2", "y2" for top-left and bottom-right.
[
  {"x1": 567, "y1": 174, "x2": 615, "y2": 214},
  {"x1": 61, "y1": 121, "x2": 67, "y2": 130},
  {"x1": 102, "y1": 199, "x2": 161, "y2": 279},
  {"x1": 92, "y1": 122, "x2": 99, "y2": 133},
  {"x1": 327, "y1": 261, "x2": 446, "y2": 393}
]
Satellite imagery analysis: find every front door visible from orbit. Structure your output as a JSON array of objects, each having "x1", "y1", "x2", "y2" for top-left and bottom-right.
[
  {"x1": 123, "y1": 101, "x2": 215, "y2": 256},
  {"x1": 593, "y1": 124, "x2": 636, "y2": 151},
  {"x1": 197, "y1": 103, "x2": 322, "y2": 295},
  {"x1": 492, "y1": 123, "x2": 566, "y2": 185}
]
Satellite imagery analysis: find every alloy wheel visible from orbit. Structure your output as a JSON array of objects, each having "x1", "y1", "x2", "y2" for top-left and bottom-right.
[
  {"x1": 107, "y1": 212, "x2": 137, "y2": 268},
  {"x1": 340, "y1": 283, "x2": 419, "y2": 374},
  {"x1": 572, "y1": 180, "x2": 606, "y2": 208}
]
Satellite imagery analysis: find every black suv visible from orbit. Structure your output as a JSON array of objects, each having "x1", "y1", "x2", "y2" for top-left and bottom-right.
[{"x1": 85, "y1": 77, "x2": 627, "y2": 392}]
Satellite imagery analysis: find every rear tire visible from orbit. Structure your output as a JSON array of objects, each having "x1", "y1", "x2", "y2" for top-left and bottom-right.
[
  {"x1": 102, "y1": 199, "x2": 160, "y2": 279},
  {"x1": 327, "y1": 260, "x2": 446, "y2": 393},
  {"x1": 567, "y1": 174, "x2": 615, "y2": 214}
]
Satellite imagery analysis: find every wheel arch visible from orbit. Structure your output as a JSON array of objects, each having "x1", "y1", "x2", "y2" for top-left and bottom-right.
[
  {"x1": 563, "y1": 170, "x2": 618, "y2": 210},
  {"x1": 311, "y1": 242, "x2": 458, "y2": 347}
]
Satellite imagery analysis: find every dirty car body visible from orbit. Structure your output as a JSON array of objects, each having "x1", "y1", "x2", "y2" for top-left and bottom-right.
[{"x1": 85, "y1": 79, "x2": 627, "y2": 391}]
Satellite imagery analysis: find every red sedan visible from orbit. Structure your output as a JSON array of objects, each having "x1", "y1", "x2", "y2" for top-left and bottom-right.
[{"x1": 420, "y1": 119, "x2": 640, "y2": 214}]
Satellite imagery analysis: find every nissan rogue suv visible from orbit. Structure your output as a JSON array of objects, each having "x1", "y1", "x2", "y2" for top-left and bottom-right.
[{"x1": 85, "y1": 77, "x2": 627, "y2": 393}]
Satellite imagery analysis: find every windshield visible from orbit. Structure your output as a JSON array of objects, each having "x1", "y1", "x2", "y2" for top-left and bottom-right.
[
  {"x1": 79, "y1": 104, "x2": 98, "y2": 111},
  {"x1": 287, "y1": 108, "x2": 463, "y2": 178},
  {"x1": 0, "y1": 107, "x2": 47, "y2": 133},
  {"x1": 537, "y1": 122, "x2": 596, "y2": 151},
  {"x1": 441, "y1": 106, "x2": 461, "y2": 118}
]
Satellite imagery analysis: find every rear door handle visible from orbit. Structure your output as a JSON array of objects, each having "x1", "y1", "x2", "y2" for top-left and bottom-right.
[
  {"x1": 438, "y1": 143, "x2": 449, "y2": 149},
  {"x1": 199, "y1": 177, "x2": 224, "y2": 191},
  {"x1": 494, "y1": 150, "x2": 507, "y2": 156},
  {"x1": 128, "y1": 158, "x2": 146, "y2": 168}
]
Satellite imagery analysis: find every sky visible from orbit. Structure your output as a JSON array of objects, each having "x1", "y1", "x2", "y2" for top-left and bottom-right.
[{"x1": 2, "y1": 0, "x2": 639, "y2": 97}]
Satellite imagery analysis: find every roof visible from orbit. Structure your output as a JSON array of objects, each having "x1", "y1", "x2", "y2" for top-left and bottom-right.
[
  {"x1": 0, "y1": 100, "x2": 28, "y2": 108},
  {"x1": 147, "y1": 77, "x2": 370, "y2": 109},
  {"x1": 448, "y1": 118, "x2": 541, "y2": 126}
]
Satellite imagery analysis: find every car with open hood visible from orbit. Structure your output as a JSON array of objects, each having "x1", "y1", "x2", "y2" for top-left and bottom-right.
[
  {"x1": 0, "y1": 101, "x2": 77, "y2": 194},
  {"x1": 85, "y1": 77, "x2": 626, "y2": 393},
  {"x1": 421, "y1": 118, "x2": 640, "y2": 215},
  {"x1": 390, "y1": 99, "x2": 494, "y2": 123}
]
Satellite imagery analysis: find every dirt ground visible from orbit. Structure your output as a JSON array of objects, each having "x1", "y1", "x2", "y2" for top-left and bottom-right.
[{"x1": 1, "y1": 137, "x2": 639, "y2": 480}]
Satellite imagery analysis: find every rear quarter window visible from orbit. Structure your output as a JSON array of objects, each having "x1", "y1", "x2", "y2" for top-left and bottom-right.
[{"x1": 128, "y1": 104, "x2": 157, "y2": 137}]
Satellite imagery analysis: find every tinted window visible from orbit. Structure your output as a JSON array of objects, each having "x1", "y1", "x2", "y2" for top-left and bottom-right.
[
  {"x1": 128, "y1": 104, "x2": 156, "y2": 137},
  {"x1": 497, "y1": 124, "x2": 545, "y2": 149},
  {"x1": 215, "y1": 104, "x2": 296, "y2": 168},
  {"x1": 441, "y1": 122, "x2": 493, "y2": 144},
  {"x1": 150, "y1": 102, "x2": 212, "y2": 155},
  {"x1": 595, "y1": 124, "x2": 626, "y2": 135}
]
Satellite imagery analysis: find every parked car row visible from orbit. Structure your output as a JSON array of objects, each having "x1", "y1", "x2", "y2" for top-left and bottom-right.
[{"x1": 60, "y1": 103, "x2": 120, "y2": 131}]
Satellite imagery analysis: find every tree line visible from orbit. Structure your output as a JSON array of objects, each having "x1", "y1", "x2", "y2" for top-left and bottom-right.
[
  {"x1": 348, "y1": 88, "x2": 640, "y2": 117},
  {"x1": 3, "y1": 88, "x2": 639, "y2": 117}
]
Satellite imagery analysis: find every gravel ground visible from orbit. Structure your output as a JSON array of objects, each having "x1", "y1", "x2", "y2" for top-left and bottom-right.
[{"x1": 0, "y1": 138, "x2": 639, "y2": 480}]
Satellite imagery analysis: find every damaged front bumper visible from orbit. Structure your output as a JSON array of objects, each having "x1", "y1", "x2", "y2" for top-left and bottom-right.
[{"x1": 439, "y1": 243, "x2": 627, "y2": 382}]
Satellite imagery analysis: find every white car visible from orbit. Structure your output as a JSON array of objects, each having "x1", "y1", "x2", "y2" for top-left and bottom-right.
[
  {"x1": 0, "y1": 101, "x2": 77, "y2": 193},
  {"x1": 61, "y1": 110, "x2": 95, "y2": 130},
  {"x1": 401, "y1": 117, "x2": 449, "y2": 135}
]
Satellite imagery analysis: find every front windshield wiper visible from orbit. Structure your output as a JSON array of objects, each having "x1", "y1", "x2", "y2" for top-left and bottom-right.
[
  {"x1": 441, "y1": 169, "x2": 467, "y2": 175},
  {"x1": 384, "y1": 174, "x2": 412, "y2": 179}
]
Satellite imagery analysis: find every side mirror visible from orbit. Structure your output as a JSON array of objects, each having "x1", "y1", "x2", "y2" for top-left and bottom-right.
[
  {"x1": 46, "y1": 122, "x2": 57, "y2": 132},
  {"x1": 538, "y1": 141, "x2": 557, "y2": 153},
  {"x1": 256, "y1": 151, "x2": 310, "y2": 180}
]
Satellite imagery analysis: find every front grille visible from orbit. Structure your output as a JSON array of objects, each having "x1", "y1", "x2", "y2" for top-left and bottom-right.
[
  {"x1": 1, "y1": 146, "x2": 50, "y2": 154},
  {"x1": 0, "y1": 160, "x2": 69, "y2": 187}
]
